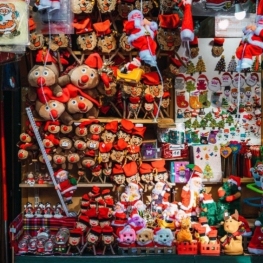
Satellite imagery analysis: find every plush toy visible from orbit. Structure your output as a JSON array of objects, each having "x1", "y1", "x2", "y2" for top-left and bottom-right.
[
  {"x1": 83, "y1": 226, "x2": 102, "y2": 255},
  {"x1": 117, "y1": 225, "x2": 137, "y2": 247},
  {"x1": 111, "y1": 139, "x2": 128, "y2": 165},
  {"x1": 124, "y1": 10, "x2": 158, "y2": 66},
  {"x1": 101, "y1": 121, "x2": 118, "y2": 144},
  {"x1": 54, "y1": 169, "x2": 77, "y2": 205},
  {"x1": 154, "y1": 227, "x2": 174, "y2": 247},
  {"x1": 67, "y1": 229, "x2": 82, "y2": 254},
  {"x1": 236, "y1": 1, "x2": 263, "y2": 71},
  {"x1": 111, "y1": 164, "x2": 126, "y2": 191},
  {"x1": 200, "y1": 193, "x2": 217, "y2": 226},
  {"x1": 28, "y1": 17, "x2": 45, "y2": 51},
  {"x1": 70, "y1": 0, "x2": 94, "y2": 13},
  {"x1": 136, "y1": 227, "x2": 154, "y2": 247},
  {"x1": 176, "y1": 216, "x2": 193, "y2": 243},
  {"x1": 250, "y1": 160, "x2": 263, "y2": 188},
  {"x1": 220, "y1": 210, "x2": 243, "y2": 255},
  {"x1": 248, "y1": 212, "x2": 263, "y2": 254},
  {"x1": 101, "y1": 225, "x2": 116, "y2": 255}
]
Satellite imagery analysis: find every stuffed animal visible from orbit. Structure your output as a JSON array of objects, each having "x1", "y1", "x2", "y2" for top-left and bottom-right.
[
  {"x1": 176, "y1": 216, "x2": 193, "y2": 243},
  {"x1": 154, "y1": 227, "x2": 174, "y2": 247},
  {"x1": 117, "y1": 225, "x2": 137, "y2": 247},
  {"x1": 220, "y1": 210, "x2": 243, "y2": 255},
  {"x1": 248, "y1": 212, "x2": 263, "y2": 254},
  {"x1": 136, "y1": 228, "x2": 154, "y2": 247},
  {"x1": 70, "y1": 0, "x2": 94, "y2": 13}
]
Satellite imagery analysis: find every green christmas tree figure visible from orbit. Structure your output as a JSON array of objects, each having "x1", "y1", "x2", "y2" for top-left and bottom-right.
[
  {"x1": 185, "y1": 79, "x2": 196, "y2": 93},
  {"x1": 209, "y1": 118, "x2": 217, "y2": 128},
  {"x1": 215, "y1": 55, "x2": 226, "y2": 74},
  {"x1": 252, "y1": 56, "x2": 261, "y2": 72},
  {"x1": 200, "y1": 118, "x2": 208, "y2": 129},
  {"x1": 217, "y1": 119, "x2": 225, "y2": 129},
  {"x1": 191, "y1": 131, "x2": 200, "y2": 143},
  {"x1": 214, "y1": 145, "x2": 219, "y2": 152},
  {"x1": 203, "y1": 163, "x2": 213, "y2": 180},
  {"x1": 227, "y1": 55, "x2": 237, "y2": 74},
  {"x1": 196, "y1": 56, "x2": 206, "y2": 74},
  {"x1": 204, "y1": 112, "x2": 213, "y2": 122},
  {"x1": 184, "y1": 119, "x2": 192, "y2": 129},
  {"x1": 186, "y1": 61, "x2": 196, "y2": 75},
  {"x1": 225, "y1": 114, "x2": 234, "y2": 125},
  {"x1": 192, "y1": 119, "x2": 200, "y2": 129}
]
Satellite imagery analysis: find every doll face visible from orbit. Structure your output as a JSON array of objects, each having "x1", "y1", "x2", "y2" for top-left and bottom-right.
[
  {"x1": 92, "y1": 169, "x2": 102, "y2": 177},
  {"x1": 29, "y1": 32, "x2": 45, "y2": 50},
  {"x1": 113, "y1": 174, "x2": 125, "y2": 185},
  {"x1": 102, "y1": 234, "x2": 114, "y2": 244},
  {"x1": 101, "y1": 130, "x2": 116, "y2": 143},
  {"x1": 59, "y1": 137, "x2": 73, "y2": 149},
  {"x1": 141, "y1": 173, "x2": 153, "y2": 183},
  {"x1": 90, "y1": 124, "x2": 103, "y2": 134},
  {"x1": 97, "y1": 0, "x2": 117, "y2": 13},
  {"x1": 47, "y1": 124, "x2": 60, "y2": 134},
  {"x1": 144, "y1": 102, "x2": 154, "y2": 112},
  {"x1": 74, "y1": 140, "x2": 87, "y2": 151},
  {"x1": 125, "y1": 174, "x2": 137, "y2": 184},
  {"x1": 49, "y1": 34, "x2": 69, "y2": 51},
  {"x1": 123, "y1": 84, "x2": 143, "y2": 97},
  {"x1": 97, "y1": 34, "x2": 116, "y2": 53},
  {"x1": 71, "y1": 0, "x2": 94, "y2": 13},
  {"x1": 82, "y1": 157, "x2": 95, "y2": 168},
  {"x1": 111, "y1": 149, "x2": 125, "y2": 163},
  {"x1": 67, "y1": 96, "x2": 94, "y2": 114},
  {"x1": 126, "y1": 152, "x2": 139, "y2": 162},
  {"x1": 119, "y1": 33, "x2": 133, "y2": 51},
  {"x1": 75, "y1": 222, "x2": 87, "y2": 232},
  {"x1": 162, "y1": 98, "x2": 170, "y2": 108},
  {"x1": 60, "y1": 124, "x2": 73, "y2": 134},
  {"x1": 89, "y1": 219, "x2": 99, "y2": 227},
  {"x1": 69, "y1": 236, "x2": 81, "y2": 246},
  {"x1": 154, "y1": 172, "x2": 168, "y2": 182},
  {"x1": 212, "y1": 46, "x2": 224, "y2": 57},
  {"x1": 157, "y1": 28, "x2": 180, "y2": 51},
  {"x1": 77, "y1": 32, "x2": 97, "y2": 51},
  {"x1": 35, "y1": 100, "x2": 65, "y2": 121},
  {"x1": 146, "y1": 85, "x2": 164, "y2": 98},
  {"x1": 101, "y1": 152, "x2": 110, "y2": 162},
  {"x1": 130, "y1": 135, "x2": 143, "y2": 146},
  {"x1": 86, "y1": 232, "x2": 99, "y2": 244},
  {"x1": 86, "y1": 139, "x2": 99, "y2": 150},
  {"x1": 53, "y1": 154, "x2": 66, "y2": 164},
  {"x1": 169, "y1": 64, "x2": 179, "y2": 76},
  {"x1": 117, "y1": 2, "x2": 134, "y2": 19},
  {"x1": 117, "y1": 130, "x2": 131, "y2": 142},
  {"x1": 67, "y1": 153, "x2": 80, "y2": 163}
]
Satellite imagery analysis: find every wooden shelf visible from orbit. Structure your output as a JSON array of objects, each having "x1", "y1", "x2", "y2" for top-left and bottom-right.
[
  {"x1": 19, "y1": 183, "x2": 113, "y2": 188},
  {"x1": 223, "y1": 178, "x2": 254, "y2": 183}
]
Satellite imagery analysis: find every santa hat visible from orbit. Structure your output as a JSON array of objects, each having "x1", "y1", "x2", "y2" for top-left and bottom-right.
[
  {"x1": 221, "y1": 72, "x2": 232, "y2": 82},
  {"x1": 139, "y1": 163, "x2": 153, "y2": 174},
  {"x1": 70, "y1": 228, "x2": 83, "y2": 238},
  {"x1": 132, "y1": 126, "x2": 146, "y2": 138},
  {"x1": 123, "y1": 161, "x2": 138, "y2": 177},
  {"x1": 158, "y1": 14, "x2": 180, "y2": 28},
  {"x1": 142, "y1": 72, "x2": 160, "y2": 85},
  {"x1": 120, "y1": 119, "x2": 134, "y2": 134},
  {"x1": 104, "y1": 120, "x2": 119, "y2": 133},
  {"x1": 112, "y1": 164, "x2": 124, "y2": 175},
  {"x1": 228, "y1": 175, "x2": 241, "y2": 190},
  {"x1": 113, "y1": 138, "x2": 128, "y2": 151},
  {"x1": 176, "y1": 73, "x2": 186, "y2": 82},
  {"x1": 256, "y1": 0, "x2": 263, "y2": 23},
  {"x1": 84, "y1": 53, "x2": 103, "y2": 69},
  {"x1": 191, "y1": 172, "x2": 202, "y2": 180},
  {"x1": 54, "y1": 169, "x2": 66, "y2": 178},
  {"x1": 112, "y1": 212, "x2": 128, "y2": 226},
  {"x1": 37, "y1": 86, "x2": 70, "y2": 104},
  {"x1": 101, "y1": 189, "x2": 111, "y2": 197},
  {"x1": 98, "y1": 207, "x2": 111, "y2": 220},
  {"x1": 79, "y1": 120, "x2": 99, "y2": 129},
  {"x1": 105, "y1": 198, "x2": 114, "y2": 208},
  {"x1": 180, "y1": 0, "x2": 194, "y2": 42},
  {"x1": 189, "y1": 36, "x2": 198, "y2": 47},
  {"x1": 151, "y1": 159, "x2": 166, "y2": 173},
  {"x1": 91, "y1": 165, "x2": 102, "y2": 174},
  {"x1": 90, "y1": 186, "x2": 101, "y2": 196},
  {"x1": 73, "y1": 17, "x2": 94, "y2": 34},
  {"x1": 127, "y1": 9, "x2": 143, "y2": 21},
  {"x1": 153, "y1": 227, "x2": 162, "y2": 235},
  {"x1": 93, "y1": 20, "x2": 112, "y2": 37},
  {"x1": 185, "y1": 76, "x2": 195, "y2": 82},
  {"x1": 101, "y1": 225, "x2": 114, "y2": 235},
  {"x1": 78, "y1": 215, "x2": 90, "y2": 227},
  {"x1": 213, "y1": 38, "x2": 225, "y2": 46},
  {"x1": 85, "y1": 208, "x2": 98, "y2": 219},
  {"x1": 99, "y1": 142, "x2": 113, "y2": 153},
  {"x1": 198, "y1": 74, "x2": 209, "y2": 83},
  {"x1": 250, "y1": 72, "x2": 259, "y2": 82},
  {"x1": 35, "y1": 48, "x2": 56, "y2": 64},
  {"x1": 144, "y1": 94, "x2": 155, "y2": 103},
  {"x1": 89, "y1": 226, "x2": 102, "y2": 236}
]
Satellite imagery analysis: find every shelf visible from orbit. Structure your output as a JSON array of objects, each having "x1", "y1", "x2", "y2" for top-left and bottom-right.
[
  {"x1": 19, "y1": 183, "x2": 113, "y2": 188},
  {"x1": 223, "y1": 178, "x2": 254, "y2": 184}
]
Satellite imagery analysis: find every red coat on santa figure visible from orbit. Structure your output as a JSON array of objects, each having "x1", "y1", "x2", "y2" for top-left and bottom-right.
[
  {"x1": 124, "y1": 10, "x2": 158, "y2": 67},
  {"x1": 178, "y1": 172, "x2": 203, "y2": 216},
  {"x1": 236, "y1": 0, "x2": 263, "y2": 71}
]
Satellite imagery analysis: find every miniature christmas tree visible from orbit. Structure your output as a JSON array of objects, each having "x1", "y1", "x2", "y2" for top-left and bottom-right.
[
  {"x1": 185, "y1": 80, "x2": 196, "y2": 93},
  {"x1": 226, "y1": 114, "x2": 234, "y2": 125},
  {"x1": 215, "y1": 55, "x2": 226, "y2": 73},
  {"x1": 192, "y1": 119, "x2": 200, "y2": 129},
  {"x1": 214, "y1": 145, "x2": 219, "y2": 152},
  {"x1": 203, "y1": 163, "x2": 213, "y2": 179},
  {"x1": 252, "y1": 56, "x2": 261, "y2": 72},
  {"x1": 195, "y1": 56, "x2": 206, "y2": 74},
  {"x1": 184, "y1": 119, "x2": 192, "y2": 129},
  {"x1": 227, "y1": 55, "x2": 237, "y2": 74},
  {"x1": 204, "y1": 112, "x2": 213, "y2": 122},
  {"x1": 217, "y1": 119, "x2": 225, "y2": 129},
  {"x1": 200, "y1": 118, "x2": 208, "y2": 129},
  {"x1": 209, "y1": 118, "x2": 217, "y2": 128},
  {"x1": 191, "y1": 131, "x2": 200, "y2": 143},
  {"x1": 186, "y1": 61, "x2": 196, "y2": 75}
]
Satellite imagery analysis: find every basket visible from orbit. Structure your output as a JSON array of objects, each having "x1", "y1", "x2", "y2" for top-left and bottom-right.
[
  {"x1": 176, "y1": 242, "x2": 198, "y2": 255},
  {"x1": 199, "y1": 241, "x2": 220, "y2": 256}
]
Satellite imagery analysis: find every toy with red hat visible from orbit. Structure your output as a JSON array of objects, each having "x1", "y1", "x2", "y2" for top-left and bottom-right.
[
  {"x1": 127, "y1": 96, "x2": 141, "y2": 119},
  {"x1": 117, "y1": 119, "x2": 134, "y2": 142},
  {"x1": 116, "y1": 224, "x2": 137, "y2": 247},
  {"x1": 100, "y1": 121, "x2": 118, "y2": 143},
  {"x1": 68, "y1": 228, "x2": 82, "y2": 253},
  {"x1": 236, "y1": 0, "x2": 263, "y2": 71},
  {"x1": 139, "y1": 162, "x2": 154, "y2": 192},
  {"x1": 221, "y1": 72, "x2": 232, "y2": 87},
  {"x1": 153, "y1": 227, "x2": 174, "y2": 247},
  {"x1": 111, "y1": 163, "x2": 126, "y2": 191},
  {"x1": 54, "y1": 169, "x2": 77, "y2": 205},
  {"x1": 197, "y1": 74, "x2": 208, "y2": 91},
  {"x1": 28, "y1": 17, "x2": 45, "y2": 51},
  {"x1": 111, "y1": 138, "x2": 128, "y2": 164},
  {"x1": 189, "y1": 36, "x2": 199, "y2": 59},
  {"x1": 143, "y1": 94, "x2": 156, "y2": 118},
  {"x1": 99, "y1": 142, "x2": 112, "y2": 163},
  {"x1": 101, "y1": 225, "x2": 115, "y2": 253},
  {"x1": 246, "y1": 72, "x2": 259, "y2": 87},
  {"x1": 83, "y1": 226, "x2": 102, "y2": 255},
  {"x1": 71, "y1": 0, "x2": 94, "y2": 14},
  {"x1": 126, "y1": 145, "x2": 141, "y2": 163},
  {"x1": 211, "y1": 37, "x2": 225, "y2": 57},
  {"x1": 209, "y1": 77, "x2": 221, "y2": 92},
  {"x1": 130, "y1": 126, "x2": 146, "y2": 146},
  {"x1": 123, "y1": 161, "x2": 138, "y2": 181},
  {"x1": 157, "y1": 13, "x2": 180, "y2": 51}
]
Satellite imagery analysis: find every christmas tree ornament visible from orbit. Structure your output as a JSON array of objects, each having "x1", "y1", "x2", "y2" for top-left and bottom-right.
[
  {"x1": 189, "y1": 36, "x2": 199, "y2": 59},
  {"x1": 208, "y1": 77, "x2": 221, "y2": 92},
  {"x1": 197, "y1": 74, "x2": 208, "y2": 91},
  {"x1": 157, "y1": 14, "x2": 181, "y2": 51},
  {"x1": 93, "y1": 20, "x2": 117, "y2": 54},
  {"x1": 215, "y1": 55, "x2": 226, "y2": 73},
  {"x1": 227, "y1": 56, "x2": 237, "y2": 74},
  {"x1": 174, "y1": 74, "x2": 186, "y2": 90},
  {"x1": 245, "y1": 72, "x2": 259, "y2": 87},
  {"x1": 124, "y1": 9, "x2": 158, "y2": 66},
  {"x1": 221, "y1": 72, "x2": 233, "y2": 87},
  {"x1": 211, "y1": 38, "x2": 225, "y2": 57},
  {"x1": 232, "y1": 73, "x2": 245, "y2": 88},
  {"x1": 189, "y1": 91, "x2": 203, "y2": 109},
  {"x1": 186, "y1": 60, "x2": 196, "y2": 75},
  {"x1": 196, "y1": 56, "x2": 206, "y2": 74},
  {"x1": 176, "y1": 91, "x2": 189, "y2": 108},
  {"x1": 199, "y1": 90, "x2": 211, "y2": 108},
  {"x1": 236, "y1": 0, "x2": 263, "y2": 71}
]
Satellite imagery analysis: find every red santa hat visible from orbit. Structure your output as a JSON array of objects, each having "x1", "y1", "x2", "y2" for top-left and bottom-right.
[
  {"x1": 81, "y1": 194, "x2": 90, "y2": 202},
  {"x1": 104, "y1": 120, "x2": 119, "y2": 133},
  {"x1": 112, "y1": 212, "x2": 128, "y2": 226},
  {"x1": 84, "y1": 53, "x2": 103, "y2": 69},
  {"x1": 129, "y1": 96, "x2": 140, "y2": 104},
  {"x1": 54, "y1": 169, "x2": 66, "y2": 178},
  {"x1": 112, "y1": 164, "x2": 124, "y2": 175},
  {"x1": 153, "y1": 227, "x2": 162, "y2": 235},
  {"x1": 189, "y1": 36, "x2": 198, "y2": 47},
  {"x1": 198, "y1": 74, "x2": 209, "y2": 83},
  {"x1": 162, "y1": 91, "x2": 170, "y2": 99},
  {"x1": 158, "y1": 14, "x2": 180, "y2": 29},
  {"x1": 73, "y1": 17, "x2": 94, "y2": 34},
  {"x1": 142, "y1": 72, "x2": 160, "y2": 85},
  {"x1": 101, "y1": 189, "x2": 111, "y2": 197},
  {"x1": 132, "y1": 126, "x2": 146, "y2": 138},
  {"x1": 99, "y1": 142, "x2": 112, "y2": 153},
  {"x1": 35, "y1": 48, "x2": 56, "y2": 64},
  {"x1": 176, "y1": 73, "x2": 186, "y2": 82},
  {"x1": 93, "y1": 19, "x2": 112, "y2": 37},
  {"x1": 228, "y1": 175, "x2": 241, "y2": 190},
  {"x1": 191, "y1": 172, "x2": 202, "y2": 181},
  {"x1": 127, "y1": 9, "x2": 143, "y2": 21},
  {"x1": 139, "y1": 163, "x2": 153, "y2": 174},
  {"x1": 120, "y1": 119, "x2": 134, "y2": 134},
  {"x1": 98, "y1": 207, "x2": 111, "y2": 220},
  {"x1": 256, "y1": 0, "x2": 263, "y2": 23},
  {"x1": 85, "y1": 208, "x2": 98, "y2": 219},
  {"x1": 91, "y1": 186, "x2": 101, "y2": 196},
  {"x1": 123, "y1": 161, "x2": 138, "y2": 177},
  {"x1": 213, "y1": 38, "x2": 225, "y2": 46},
  {"x1": 113, "y1": 138, "x2": 128, "y2": 151},
  {"x1": 105, "y1": 198, "x2": 114, "y2": 208},
  {"x1": 180, "y1": 0, "x2": 194, "y2": 42},
  {"x1": 79, "y1": 119, "x2": 100, "y2": 128}
]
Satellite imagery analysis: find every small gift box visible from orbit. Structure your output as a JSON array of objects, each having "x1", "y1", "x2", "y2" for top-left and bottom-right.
[{"x1": 141, "y1": 140, "x2": 158, "y2": 159}]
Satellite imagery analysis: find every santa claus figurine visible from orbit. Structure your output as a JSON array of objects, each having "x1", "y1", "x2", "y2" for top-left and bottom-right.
[
  {"x1": 178, "y1": 172, "x2": 204, "y2": 219},
  {"x1": 236, "y1": 0, "x2": 263, "y2": 71},
  {"x1": 54, "y1": 169, "x2": 77, "y2": 205},
  {"x1": 124, "y1": 9, "x2": 158, "y2": 67}
]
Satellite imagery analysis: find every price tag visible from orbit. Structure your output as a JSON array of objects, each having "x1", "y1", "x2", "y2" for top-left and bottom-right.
[
  {"x1": 89, "y1": 142, "x2": 96, "y2": 149},
  {"x1": 172, "y1": 150, "x2": 181, "y2": 157},
  {"x1": 62, "y1": 142, "x2": 69, "y2": 147}
]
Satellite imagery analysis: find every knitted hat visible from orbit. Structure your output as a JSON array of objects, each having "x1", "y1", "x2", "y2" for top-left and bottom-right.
[
  {"x1": 104, "y1": 120, "x2": 119, "y2": 133},
  {"x1": 132, "y1": 126, "x2": 146, "y2": 138},
  {"x1": 120, "y1": 119, "x2": 134, "y2": 134},
  {"x1": 112, "y1": 164, "x2": 124, "y2": 175},
  {"x1": 99, "y1": 142, "x2": 113, "y2": 153},
  {"x1": 190, "y1": 36, "x2": 198, "y2": 47},
  {"x1": 123, "y1": 161, "x2": 138, "y2": 177},
  {"x1": 158, "y1": 14, "x2": 180, "y2": 29},
  {"x1": 213, "y1": 38, "x2": 225, "y2": 46},
  {"x1": 73, "y1": 17, "x2": 94, "y2": 34},
  {"x1": 101, "y1": 189, "x2": 111, "y2": 197},
  {"x1": 93, "y1": 20, "x2": 112, "y2": 36},
  {"x1": 139, "y1": 163, "x2": 153, "y2": 174},
  {"x1": 113, "y1": 138, "x2": 128, "y2": 151},
  {"x1": 228, "y1": 175, "x2": 241, "y2": 190},
  {"x1": 151, "y1": 159, "x2": 166, "y2": 173},
  {"x1": 70, "y1": 228, "x2": 82, "y2": 237},
  {"x1": 142, "y1": 72, "x2": 160, "y2": 85},
  {"x1": 180, "y1": 0, "x2": 194, "y2": 41}
]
